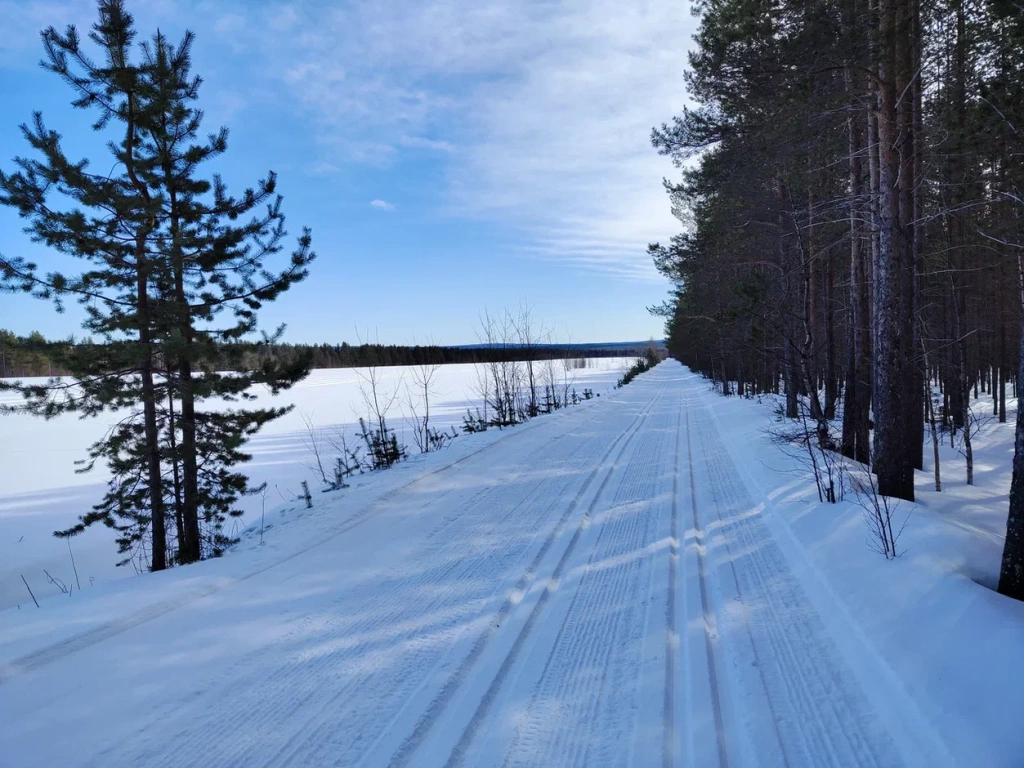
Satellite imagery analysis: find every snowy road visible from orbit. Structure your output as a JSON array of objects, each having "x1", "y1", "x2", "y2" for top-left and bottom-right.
[{"x1": 0, "y1": 362, "x2": 939, "y2": 767}]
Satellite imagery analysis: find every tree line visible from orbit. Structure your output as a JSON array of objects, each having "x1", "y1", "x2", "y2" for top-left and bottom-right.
[
  {"x1": 0, "y1": 330, "x2": 56, "y2": 378},
  {"x1": 649, "y1": 0, "x2": 1024, "y2": 598},
  {"x1": 0, "y1": 330, "x2": 654, "y2": 379},
  {"x1": 0, "y1": 1, "x2": 312, "y2": 572}
]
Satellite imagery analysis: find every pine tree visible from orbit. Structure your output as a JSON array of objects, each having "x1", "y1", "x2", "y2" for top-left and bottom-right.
[
  {"x1": 0, "y1": 0, "x2": 314, "y2": 570},
  {"x1": 0, "y1": 1, "x2": 175, "y2": 569},
  {"x1": 139, "y1": 27, "x2": 314, "y2": 562}
]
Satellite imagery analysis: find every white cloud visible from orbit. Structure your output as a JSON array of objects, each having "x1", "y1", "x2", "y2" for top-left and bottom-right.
[
  {"x1": 4, "y1": 1, "x2": 696, "y2": 280},
  {"x1": 370, "y1": 199, "x2": 395, "y2": 211},
  {"x1": 399, "y1": 135, "x2": 456, "y2": 153},
  {"x1": 0, "y1": 1, "x2": 95, "y2": 65},
  {"x1": 248, "y1": 0, "x2": 697, "y2": 280},
  {"x1": 0, "y1": 1, "x2": 225, "y2": 68}
]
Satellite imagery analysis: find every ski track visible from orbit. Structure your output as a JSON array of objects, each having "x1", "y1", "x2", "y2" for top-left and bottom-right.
[
  {"x1": 414, "y1": 383, "x2": 671, "y2": 768},
  {"x1": 0, "y1": 364, "x2": 924, "y2": 768},
  {"x1": 385, "y1": 384, "x2": 670, "y2": 768},
  {"x1": 661, "y1": 402, "x2": 683, "y2": 768},
  {"x1": 482, "y1": 398, "x2": 675, "y2": 767},
  {"x1": 683, "y1": 403, "x2": 730, "y2": 768},
  {"x1": 686, "y1": 396, "x2": 903, "y2": 768}
]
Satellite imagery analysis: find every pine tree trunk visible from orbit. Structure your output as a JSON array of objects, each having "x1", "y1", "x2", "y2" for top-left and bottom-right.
[
  {"x1": 873, "y1": 0, "x2": 916, "y2": 501},
  {"x1": 999, "y1": 262, "x2": 1009, "y2": 422},
  {"x1": 824, "y1": 250, "x2": 837, "y2": 420},
  {"x1": 178, "y1": 358, "x2": 201, "y2": 562},
  {"x1": 842, "y1": 70, "x2": 872, "y2": 464},
  {"x1": 166, "y1": 177, "x2": 202, "y2": 565},
  {"x1": 998, "y1": 248, "x2": 1024, "y2": 599},
  {"x1": 785, "y1": 341, "x2": 799, "y2": 418},
  {"x1": 921, "y1": 340, "x2": 942, "y2": 491},
  {"x1": 960, "y1": 336, "x2": 974, "y2": 485},
  {"x1": 138, "y1": 262, "x2": 167, "y2": 572},
  {"x1": 125, "y1": 94, "x2": 168, "y2": 572},
  {"x1": 808, "y1": 174, "x2": 822, "y2": 420},
  {"x1": 1000, "y1": 359, "x2": 1008, "y2": 424},
  {"x1": 166, "y1": 364, "x2": 185, "y2": 559},
  {"x1": 908, "y1": 0, "x2": 925, "y2": 471},
  {"x1": 780, "y1": 178, "x2": 800, "y2": 420},
  {"x1": 867, "y1": 0, "x2": 881, "y2": 356}
]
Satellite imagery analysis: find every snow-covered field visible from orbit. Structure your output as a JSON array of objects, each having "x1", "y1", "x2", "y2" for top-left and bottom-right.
[
  {"x1": 1, "y1": 360, "x2": 1022, "y2": 767},
  {"x1": 0, "y1": 358, "x2": 634, "y2": 613}
]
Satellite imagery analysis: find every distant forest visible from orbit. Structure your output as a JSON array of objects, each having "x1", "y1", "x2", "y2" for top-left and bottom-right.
[{"x1": 0, "y1": 329, "x2": 656, "y2": 379}]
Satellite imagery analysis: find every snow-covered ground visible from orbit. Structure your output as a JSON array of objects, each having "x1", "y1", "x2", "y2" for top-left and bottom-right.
[
  {"x1": 1, "y1": 361, "x2": 1022, "y2": 767},
  {"x1": 0, "y1": 358, "x2": 633, "y2": 612}
]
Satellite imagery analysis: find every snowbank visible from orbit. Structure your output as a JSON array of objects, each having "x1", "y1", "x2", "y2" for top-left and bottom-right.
[{"x1": 698, "y1": 373, "x2": 1024, "y2": 766}]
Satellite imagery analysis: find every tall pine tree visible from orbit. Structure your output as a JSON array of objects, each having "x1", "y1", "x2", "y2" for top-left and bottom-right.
[{"x1": 0, "y1": 0, "x2": 314, "y2": 570}]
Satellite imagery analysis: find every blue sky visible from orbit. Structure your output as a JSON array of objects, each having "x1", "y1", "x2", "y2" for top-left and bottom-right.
[{"x1": 0, "y1": 0, "x2": 696, "y2": 346}]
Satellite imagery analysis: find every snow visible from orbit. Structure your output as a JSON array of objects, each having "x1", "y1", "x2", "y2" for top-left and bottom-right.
[
  {"x1": 0, "y1": 358, "x2": 632, "y2": 612},
  {"x1": 710, "y1": 386, "x2": 1024, "y2": 766},
  {"x1": 0, "y1": 360, "x2": 1021, "y2": 767}
]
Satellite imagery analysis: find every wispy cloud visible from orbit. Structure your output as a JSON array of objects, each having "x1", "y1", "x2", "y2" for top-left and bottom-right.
[
  {"x1": 251, "y1": 0, "x2": 695, "y2": 280},
  {"x1": 398, "y1": 135, "x2": 456, "y2": 153},
  {"x1": 0, "y1": 0, "x2": 205, "y2": 66},
  {"x1": 370, "y1": 199, "x2": 395, "y2": 211},
  {"x1": 6, "y1": 1, "x2": 695, "y2": 281},
  {"x1": 0, "y1": 2, "x2": 244, "y2": 100},
  {"x1": 0, "y1": 1, "x2": 95, "y2": 65}
]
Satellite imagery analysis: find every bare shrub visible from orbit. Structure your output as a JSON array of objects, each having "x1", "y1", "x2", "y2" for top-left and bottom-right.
[
  {"x1": 326, "y1": 428, "x2": 362, "y2": 486},
  {"x1": 405, "y1": 359, "x2": 456, "y2": 453},
  {"x1": 513, "y1": 302, "x2": 544, "y2": 417},
  {"x1": 300, "y1": 409, "x2": 331, "y2": 485},
  {"x1": 354, "y1": 330, "x2": 407, "y2": 470},
  {"x1": 462, "y1": 408, "x2": 488, "y2": 434},
  {"x1": 478, "y1": 309, "x2": 525, "y2": 426},
  {"x1": 766, "y1": 395, "x2": 845, "y2": 504},
  {"x1": 847, "y1": 459, "x2": 910, "y2": 559}
]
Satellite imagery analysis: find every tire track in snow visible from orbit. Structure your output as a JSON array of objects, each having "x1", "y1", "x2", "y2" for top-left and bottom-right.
[
  {"x1": 382, "y1": 382, "x2": 670, "y2": 768},
  {"x1": 89, "y1": 442, "x2": 602, "y2": 766},
  {"x1": 81, "y1": 388, "x2": 665, "y2": 768},
  {"x1": 503, "y1": 428, "x2": 673, "y2": 766},
  {"x1": 425, "y1": 381, "x2": 675, "y2": 768},
  {"x1": 662, "y1": 402, "x2": 683, "y2": 768},
  {"x1": 697, "y1": 385, "x2": 953, "y2": 768},
  {"x1": 684, "y1": 405, "x2": 731, "y2": 768},
  {"x1": 55, "y1": 412, "x2": 596, "y2": 760},
  {"x1": 689, "y1": 401, "x2": 902, "y2": 767}
]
